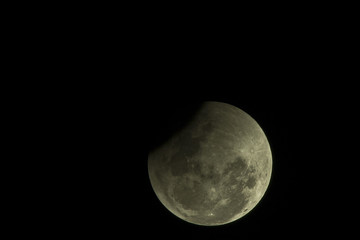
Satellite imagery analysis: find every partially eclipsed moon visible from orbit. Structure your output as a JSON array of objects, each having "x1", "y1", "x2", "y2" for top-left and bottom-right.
[{"x1": 148, "y1": 101, "x2": 272, "y2": 226}]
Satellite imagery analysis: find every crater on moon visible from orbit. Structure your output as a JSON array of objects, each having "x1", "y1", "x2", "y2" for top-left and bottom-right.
[{"x1": 148, "y1": 101, "x2": 272, "y2": 226}]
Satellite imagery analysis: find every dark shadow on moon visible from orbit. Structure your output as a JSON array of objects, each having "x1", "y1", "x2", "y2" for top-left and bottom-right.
[
  {"x1": 169, "y1": 122, "x2": 214, "y2": 177},
  {"x1": 148, "y1": 101, "x2": 204, "y2": 153}
]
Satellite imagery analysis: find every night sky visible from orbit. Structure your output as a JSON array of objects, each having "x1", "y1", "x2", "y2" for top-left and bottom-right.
[
  {"x1": 25, "y1": 6, "x2": 356, "y2": 237},
  {"x1": 67, "y1": 83, "x2": 354, "y2": 238}
]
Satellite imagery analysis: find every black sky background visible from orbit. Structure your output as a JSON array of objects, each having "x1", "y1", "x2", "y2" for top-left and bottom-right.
[
  {"x1": 56, "y1": 50, "x2": 357, "y2": 237},
  {"x1": 10, "y1": 3, "x2": 358, "y2": 238},
  {"x1": 48, "y1": 8, "x2": 356, "y2": 237},
  {"x1": 55, "y1": 75, "x2": 356, "y2": 238}
]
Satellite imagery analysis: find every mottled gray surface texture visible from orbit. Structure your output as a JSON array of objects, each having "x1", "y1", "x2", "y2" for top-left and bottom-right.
[{"x1": 148, "y1": 101, "x2": 272, "y2": 226}]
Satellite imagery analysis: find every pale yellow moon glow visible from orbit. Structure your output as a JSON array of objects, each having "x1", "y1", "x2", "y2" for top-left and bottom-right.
[{"x1": 148, "y1": 101, "x2": 272, "y2": 226}]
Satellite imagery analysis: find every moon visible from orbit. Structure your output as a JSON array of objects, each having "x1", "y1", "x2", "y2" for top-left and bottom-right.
[{"x1": 148, "y1": 101, "x2": 272, "y2": 226}]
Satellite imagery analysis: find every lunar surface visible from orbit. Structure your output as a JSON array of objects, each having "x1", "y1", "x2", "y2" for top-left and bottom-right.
[{"x1": 148, "y1": 101, "x2": 272, "y2": 226}]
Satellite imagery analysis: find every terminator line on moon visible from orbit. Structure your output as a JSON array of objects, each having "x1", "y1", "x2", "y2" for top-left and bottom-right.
[{"x1": 148, "y1": 101, "x2": 272, "y2": 226}]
